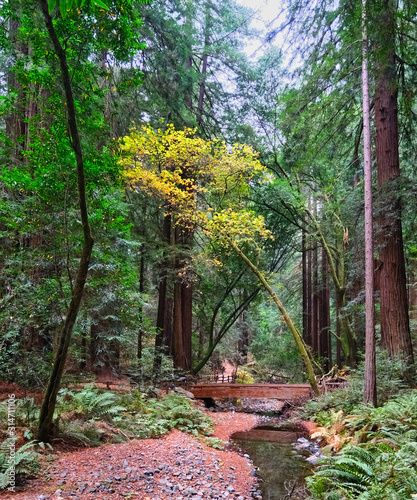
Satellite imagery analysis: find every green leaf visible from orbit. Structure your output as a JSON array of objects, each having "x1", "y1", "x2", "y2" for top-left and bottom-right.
[
  {"x1": 48, "y1": 0, "x2": 57, "y2": 13},
  {"x1": 60, "y1": 0, "x2": 67, "y2": 18},
  {"x1": 93, "y1": 0, "x2": 109, "y2": 10}
]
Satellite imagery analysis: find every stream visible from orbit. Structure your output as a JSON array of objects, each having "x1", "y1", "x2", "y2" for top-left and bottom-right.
[{"x1": 230, "y1": 424, "x2": 316, "y2": 499}]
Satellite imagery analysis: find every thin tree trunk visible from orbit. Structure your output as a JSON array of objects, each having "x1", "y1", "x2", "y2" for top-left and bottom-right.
[
  {"x1": 196, "y1": 4, "x2": 210, "y2": 125},
  {"x1": 230, "y1": 240, "x2": 319, "y2": 395},
  {"x1": 312, "y1": 218, "x2": 319, "y2": 355},
  {"x1": 37, "y1": 0, "x2": 94, "y2": 442},
  {"x1": 307, "y1": 217, "x2": 313, "y2": 348},
  {"x1": 362, "y1": 0, "x2": 377, "y2": 405},
  {"x1": 137, "y1": 246, "x2": 145, "y2": 361},
  {"x1": 302, "y1": 224, "x2": 310, "y2": 346},
  {"x1": 5, "y1": 17, "x2": 28, "y2": 161}
]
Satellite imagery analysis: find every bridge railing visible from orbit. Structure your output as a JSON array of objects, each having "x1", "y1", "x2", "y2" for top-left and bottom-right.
[
  {"x1": 197, "y1": 373, "x2": 237, "y2": 384},
  {"x1": 319, "y1": 380, "x2": 349, "y2": 393}
]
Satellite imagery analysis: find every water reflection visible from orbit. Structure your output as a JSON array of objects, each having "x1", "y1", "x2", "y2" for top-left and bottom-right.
[{"x1": 231, "y1": 427, "x2": 313, "y2": 500}]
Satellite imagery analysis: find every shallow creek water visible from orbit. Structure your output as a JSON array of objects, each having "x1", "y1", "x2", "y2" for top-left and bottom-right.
[{"x1": 230, "y1": 425, "x2": 314, "y2": 499}]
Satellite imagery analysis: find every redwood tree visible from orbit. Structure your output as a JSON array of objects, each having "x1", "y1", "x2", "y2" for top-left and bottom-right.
[{"x1": 373, "y1": 0, "x2": 414, "y2": 366}]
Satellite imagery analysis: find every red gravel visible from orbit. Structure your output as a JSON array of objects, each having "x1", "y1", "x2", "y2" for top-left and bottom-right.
[{"x1": 2, "y1": 412, "x2": 260, "y2": 500}]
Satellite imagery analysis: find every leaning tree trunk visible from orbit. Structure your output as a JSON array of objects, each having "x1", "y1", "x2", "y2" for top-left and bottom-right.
[
  {"x1": 374, "y1": 0, "x2": 414, "y2": 366},
  {"x1": 230, "y1": 241, "x2": 320, "y2": 395},
  {"x1": 37, "y1": 0, "x2": 93, "y2": 442}
]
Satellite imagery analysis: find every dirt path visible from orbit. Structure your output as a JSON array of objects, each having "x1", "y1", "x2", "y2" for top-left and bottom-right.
[{"x1": 4, "y1": 413, "x2": 261, "y2": 500}]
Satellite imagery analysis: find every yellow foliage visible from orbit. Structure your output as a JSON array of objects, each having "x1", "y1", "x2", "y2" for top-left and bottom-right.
[
  {"x1": 235, "y1": 370, "x2": 254, "y2": 384},
  {"x1": 120, "y1": 124, "x2": 272, "y2": 253}
]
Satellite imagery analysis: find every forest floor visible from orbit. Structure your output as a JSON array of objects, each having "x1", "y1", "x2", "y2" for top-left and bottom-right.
[{"x1": 3, "y1": 412, "x2": 261, "y2": 500}]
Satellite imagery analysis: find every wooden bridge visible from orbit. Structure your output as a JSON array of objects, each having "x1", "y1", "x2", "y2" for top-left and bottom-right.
[
  {"x1": 190, "y1": 383, "x2": 313, "y2": 400},
  {"x1": 189, "y1": 380, "x2": 347, "y2": 401}
]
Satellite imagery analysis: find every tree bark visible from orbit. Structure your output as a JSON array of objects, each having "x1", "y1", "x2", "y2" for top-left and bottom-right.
[
  {"x1": 374, "y1": 0, "x2": 414, "y2": 366},
  {"x1": 5, "y1": 17, "x2": 28, "y2": 161},
  {"x1": 37, "y1": 0, "x2": 94, "y2": 442},
  {"x1": 172, "y1": 224, "x2": 193, "y2": 371},
  {"x1": 153, "y1": 215, "x2": 171, "y2": 376},
  {"x1": 362, "y1": 0, "x2": 377, "y2": 405},
  {"x1": 302, "y1": 223, "x2": 311, "y2": 346},
  {"x1": 319, "y1": 249, "x2": 330, "y2": 371}
]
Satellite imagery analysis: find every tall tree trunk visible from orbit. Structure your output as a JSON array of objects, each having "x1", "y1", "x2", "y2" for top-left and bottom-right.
[
  {"x1": 172, "y1": 224, "x2": 193, "y2": 371},
  {"x1": 320, "y1": 249, "x2": 330, "y2": 372},
  {"x1": 362, "y1": 0, "x2": 377, "y2": 405},
  {"x1": 196, "y1": 2, "x2": 211, "y2": 126},
  {"x1": 181, "y1": 279, "x2": 192, "y2": 370},
  {"x1": 5, "y1": 17, "x2": 28, "y2": 161},
  {"x1": 374, "y1": 0, "x2": 414, "y2": 366},
  {"x1": 307, "y1": 215, "x2": 313, "y2": 348},
  {"x1": 173, "y1": 278, "x2": 184, "y2": 368},
  {"x1": 312, "y1": 202, "x2": 319, "y2": 355},
  {"x1": 336, "y1": 298, "x2": 342, "y2": 368},
  {"x1": 302, "y1": 224, "x2": 310, "y2": 346},
  {"x1": 37, "y1": 0, "x2": 94, "y2": 442},
  {"x1": 137, "y1": 245, "x2": 145, "y2": 376},
  {"x1": 153, "y1": 215, "x2": 171, "y2": 376}
]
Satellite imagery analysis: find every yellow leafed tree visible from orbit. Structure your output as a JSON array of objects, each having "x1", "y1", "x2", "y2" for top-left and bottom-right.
[{"x1": 121, "y1": 124, "x2": 319, "y2": 393}]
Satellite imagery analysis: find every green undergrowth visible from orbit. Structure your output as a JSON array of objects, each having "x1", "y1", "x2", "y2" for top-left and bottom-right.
[
  {"x1": 0, "y1": 439, "x2": 40, "y2": 490},
  {"x1": 0, "y1": 384, "x2": 218, "y2": 462},
  {"x1": 0, "y1": 385, "x2": 221, "y2": 490},
  {"x1": 298, "y1": 355, "x2": 417, "y2": 499}
]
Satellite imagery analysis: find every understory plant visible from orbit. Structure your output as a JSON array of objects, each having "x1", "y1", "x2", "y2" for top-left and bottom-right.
[
  {"x1": 302, "y1": 360, "x2": 417, "y2": 498},
  {"x1": 0, "y1": 439, "x2": 40, "y2": 490},
  {"x1": 122, "y1": 392, "x2": 214, "y2": 438},
  {"x1": 56, "y1": 383, "x2": 126, "y2": 420},
  {"x1": 299, "y1": 352, "x2": 411, "y2": 424},
  {"x1": 307, "y1": 442, "x2": 417, "y2": 499}
]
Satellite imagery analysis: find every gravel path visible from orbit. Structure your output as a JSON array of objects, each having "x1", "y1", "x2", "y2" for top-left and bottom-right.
[{"x1": 3, "y1": 413, "x2": 262, "y2": 500}]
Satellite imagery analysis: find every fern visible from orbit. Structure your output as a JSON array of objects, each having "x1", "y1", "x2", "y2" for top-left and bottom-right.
[
  {"x1": 56, "y1": 384, "x2": 126, "y2": 420},
  {"x1": 0, "y1": 439, "x2": 40, "y2": 490},
  {"x1": 308, "y1": 443, "x2": 417, "y2": 499}
]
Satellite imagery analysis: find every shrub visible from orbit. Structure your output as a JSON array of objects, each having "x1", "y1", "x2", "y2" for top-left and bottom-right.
[
  {"x1": 235, "y1": 370, "x2": 254, "y2": 384},
  {"x1": 202, "y1": 436, "x2": 226, "y2": 450}
]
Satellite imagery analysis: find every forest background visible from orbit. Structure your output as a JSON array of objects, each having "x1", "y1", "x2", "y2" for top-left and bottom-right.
[{"x1": 1, "y1": 0, "x2": 417, "y2": 440}]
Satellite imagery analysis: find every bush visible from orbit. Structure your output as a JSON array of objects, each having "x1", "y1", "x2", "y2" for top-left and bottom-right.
[{"x1": 235, "y1": 369, "x2": 254, "y2": 384}]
